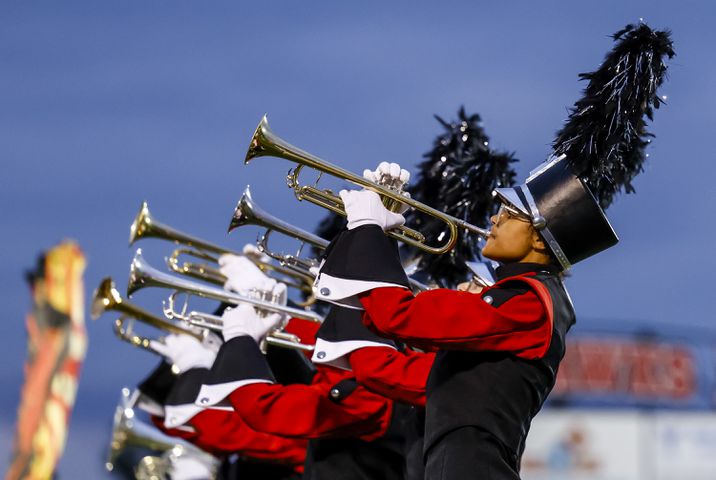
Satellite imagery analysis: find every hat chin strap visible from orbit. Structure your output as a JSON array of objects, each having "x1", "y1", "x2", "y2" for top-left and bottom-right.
[{"x1": 516, "y1": 185, "x2": 572, "y2": 272}]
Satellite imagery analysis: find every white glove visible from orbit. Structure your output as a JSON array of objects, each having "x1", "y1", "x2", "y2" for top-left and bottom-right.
[
  {"x1": 150, "y1": 333, "x2": 219, "y2": 372},
  {"x1": 221, "y1": 304, "x2": 284, "y2": 343},
  {"x1": 363, "y1": 161, "x2": 411, "y2": 191},
  {"x1": 339, "y1": 189, "x2": 406, "y2": 231},
  {"x1": 242, "y1": 243, "x2": 271, "y2": 264},
  {"x1": 169, "y1": 455, "x2": 214, "y2": 480},
  {"x1": 218, "y1": 253, "x2": 277, "y2": 294},
  {"x1": 271, "y1": 281, "x2": 288, "y2": 306}
]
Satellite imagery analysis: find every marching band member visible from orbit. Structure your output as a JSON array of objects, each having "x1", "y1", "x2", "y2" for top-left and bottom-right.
[
  {"x1": 310, "y1": 305, "x2": 435, "y2": 480},
  {"x1": 150, "y1": 332, "x2": 308, "y2": 479},
  {"x1": 307, "y1": 106, "x2": 516, "y2": 480},
  {"x1": 194, "y1": 301, "x2": 399, "y2": 479},
  {"x1": 311, "y1": 306, "x2": 434, "y2": 408},
  {"x1": 316, "y1": 174, "x2": 574, "y2": 480},
  {"x1": 313, "y1": 23, "x2": 673, "y2": 479},
  {"x1": 196, "y1": 256, "x2": 442, "y2": 479}
]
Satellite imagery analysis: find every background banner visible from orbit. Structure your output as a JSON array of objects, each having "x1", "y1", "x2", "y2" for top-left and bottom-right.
[{"x1": 7, "y1": 242, "x2": 87, "y2": 480}]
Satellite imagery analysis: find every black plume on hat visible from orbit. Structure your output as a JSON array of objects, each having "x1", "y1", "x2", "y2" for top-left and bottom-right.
[
  {"x1": 552, "y1": 22, "x2": 674, "y2": 209},
  {"x1": 406, "y1": 107, "x2": 517, "y2": 288}
]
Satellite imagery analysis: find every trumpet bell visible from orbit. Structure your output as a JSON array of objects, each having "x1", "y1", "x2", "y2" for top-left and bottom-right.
[
  {"x1": 128, "y1": 249, "x2": 151, "y2": 297},
  {"x1": 107, "y1": 388, "x2": 214, "y2": 474},
  {"x1": 107, "y1": 388, "x2": 176, "y2": 472},
  {"x1": 129, "y1": 201, "x2": 153, "y2": 245},
  {"x1": 246, "y1": 114, "x2": 284, "y2": 164},
  {"x1": 91, "y1": 277, "x2": 123, "y2": 320},
  {"x1": 228, "y1": 185, "x2": 328, "y2": 250},
  {"x1": 228, "y1": 186, "x2": 257, "y2": 233},
  {"x1": 93, "y1": 270, "x2": 205, "y2": 347}
]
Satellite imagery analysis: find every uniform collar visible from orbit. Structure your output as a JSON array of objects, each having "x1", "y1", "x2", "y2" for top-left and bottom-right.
[{"x1": 494, "y1": 262, "x2": 558, "y2": 281}]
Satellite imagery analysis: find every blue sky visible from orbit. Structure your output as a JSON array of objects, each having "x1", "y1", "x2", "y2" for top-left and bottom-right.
[{"x1": 1, "y1": 1, "x2": 715, "y2": 477}]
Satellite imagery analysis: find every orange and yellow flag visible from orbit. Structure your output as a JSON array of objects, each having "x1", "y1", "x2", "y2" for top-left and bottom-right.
[{"x1": 6, "y1": 241, "x2": 87, "y2": 480}]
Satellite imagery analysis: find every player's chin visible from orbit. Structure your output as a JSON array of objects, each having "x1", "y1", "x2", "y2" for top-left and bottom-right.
[{"x1": 482, "y1": 238, "x2": 497, "y2": 258}]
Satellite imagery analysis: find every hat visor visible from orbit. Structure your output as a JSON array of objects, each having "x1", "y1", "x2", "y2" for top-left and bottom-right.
[{"x1": 493, "y1": 187, "x2": 530, "y2": 216}]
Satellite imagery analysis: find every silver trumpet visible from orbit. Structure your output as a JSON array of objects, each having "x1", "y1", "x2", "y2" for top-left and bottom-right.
[
  {"x1": 135, "y1": 448, "x2": 219, "y2": 480},
  {"x1": 128, "y1": 249, "x2": 323, "y2": 324},
  {"x1": 163, "y1": 291, "x2": 314, "y2": 352},
  {"x1": 230, "y1": 186, "x2": 431, "y2": 294},
  {"x1": 129, "y1": 200, "x2": 312, "y2": 294},
  {"x1": 229, "y1": 185, "x2": 328, "y2": 277},
  {"x1": 106, "y1": 388, "x2": 216, "y2": 474}
]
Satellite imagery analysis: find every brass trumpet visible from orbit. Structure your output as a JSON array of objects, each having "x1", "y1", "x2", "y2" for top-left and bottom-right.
[
  {"x1": 229, "y1": 186, "x2": 328, "y2": 276},
  {"x1": 92, "y1": 277, "x2": 206, "y2": 354},
  {"x1": 245, "y1": 115, "x2": 490, "y2": 255},
  {"x1": 128, "y1": 249, "x2": 324, "y2": 325},
  {"x1": 129, "y1": 200, "x2": 312, "y2": 293}
]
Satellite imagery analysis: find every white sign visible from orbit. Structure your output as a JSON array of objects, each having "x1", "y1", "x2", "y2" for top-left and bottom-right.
[
  {"x1": 652, "y1": 413, "x2": 716, "y2": 480},
  {"x1": 522, "y1": 410, "x2": 643, "y2": 480}
]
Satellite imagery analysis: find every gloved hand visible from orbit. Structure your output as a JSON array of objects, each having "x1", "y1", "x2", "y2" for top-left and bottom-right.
[
  {"x1": 218, "y1": 253, "x2": 277, "y2": 295},
  {"x1": 150, "y1": 333, "x2": 219, "y2": 372},
  {"x1": 168, "y1": 455, "x2": 214, "y2": 480},
  {"x1": 271, "y1": 281, "x2": 288, "y2": 306},
  {"x1": 363, "y1": 161, "x2": 411, "y2": 192},
  {"x1": 339, "y1": 189, "x2": 407, "y2": 231},
  {"x1": 242, "y1": 243, "x2": 271, "y2": 264},
  {"x1": 221, "y1": 303, "x2": 284, "y2": 343}
]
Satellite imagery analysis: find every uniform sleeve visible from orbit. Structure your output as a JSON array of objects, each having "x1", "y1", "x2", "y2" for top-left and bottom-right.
[
  {"x1": 358, "y1": 285, "x2": 552, "y2": 359},
  {"x1": 187, "y1": 410, "x2": 307, "y2": 464},
  {"x1": 348, "y1": 347, "x2": 434, "y2": 407},
  {"x1": 227, "y1": 367, "x2": 391, "y2": 441},
  {"x1": 153, "y1": 410, "x2": 307, "y2": 465}
]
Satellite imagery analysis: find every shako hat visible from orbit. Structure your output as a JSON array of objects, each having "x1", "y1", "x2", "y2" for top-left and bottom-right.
[
  {"x1": 495, "y1": 23, "x2": 674, "y2": 271},
  {"x1": 495, "y1": 155, "x2": 617, "y2": 270}
]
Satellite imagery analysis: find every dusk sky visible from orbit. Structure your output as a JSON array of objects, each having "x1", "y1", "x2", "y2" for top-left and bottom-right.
[{"x1": 1, "y1": 1, "x2": 714, "y2": 477}]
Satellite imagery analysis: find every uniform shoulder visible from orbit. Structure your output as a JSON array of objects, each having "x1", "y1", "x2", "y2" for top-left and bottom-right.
[{"x1": 481, "y1": 281, "x2": 534, "y2": 308}]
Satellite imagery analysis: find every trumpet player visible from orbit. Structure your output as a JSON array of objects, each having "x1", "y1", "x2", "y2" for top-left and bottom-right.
[
  {"x1": 310, "y1": 20, "x2": 675, "y2": 480},
  {"x1": 196, "y1": 256, "x2": 447, "y2": 480},
  {"x1": 312, "y1": 160, "x2": 587, "y2": 480},
  {"x1": 146, "y1": 332, "x2": 309, "y2": 479},
  {"x1": 309, "y1": 305, "x2": 436, "y2": 480}
]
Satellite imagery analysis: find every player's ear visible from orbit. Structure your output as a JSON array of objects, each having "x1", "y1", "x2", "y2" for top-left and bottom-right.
[{"x1": 531, "y1": 228, "x2": 547, "y2": 252}]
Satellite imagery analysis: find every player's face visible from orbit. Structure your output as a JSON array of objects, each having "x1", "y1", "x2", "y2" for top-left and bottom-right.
[{"x1": 482, "y1": 203, "x2": 537, "y2": 263}]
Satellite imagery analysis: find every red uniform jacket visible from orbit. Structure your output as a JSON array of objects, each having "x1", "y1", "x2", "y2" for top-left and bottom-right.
[
  {"x1": 348, "y1": 346, "x2": 434, "y2": 407},
  {"x1": 227, "y1": 364, "x2": 393, "y2": 441},
  {"x1": 153, "y1": 409, "x2": 307, "y2": 466},
  {"x1": 358, "y1": 273, "x2": 553, "y2": 359}
]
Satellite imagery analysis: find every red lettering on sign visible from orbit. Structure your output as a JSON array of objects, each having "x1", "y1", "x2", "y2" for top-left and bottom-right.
[{"x1": 553, "y1": 338, "x2": 696, "y2": 401}]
